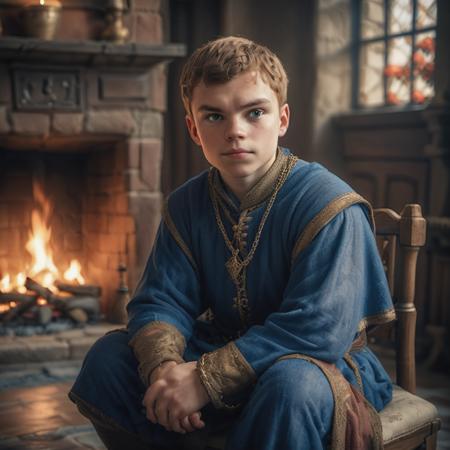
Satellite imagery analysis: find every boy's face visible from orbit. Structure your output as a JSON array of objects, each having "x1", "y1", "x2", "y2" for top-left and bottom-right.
[{"x1": 185, "y1": 70, "x2": 289, "y2": 191}]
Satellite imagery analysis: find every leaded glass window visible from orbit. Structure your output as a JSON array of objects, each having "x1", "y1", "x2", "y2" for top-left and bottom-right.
[{"x1": 353, "y1": 0, "x2": 437, "y2": 108}]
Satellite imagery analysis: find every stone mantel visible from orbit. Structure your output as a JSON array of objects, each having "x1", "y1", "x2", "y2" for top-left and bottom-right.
[
  {"x1": 0, "y1": 36, "x2": 186, "y2": 67},
  {"x1": 0, "y1": 36, "x2": 186, "y2": 151}
]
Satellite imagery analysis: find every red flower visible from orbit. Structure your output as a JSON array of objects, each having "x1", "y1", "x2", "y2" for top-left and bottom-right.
[
  {"x1": 387, "y1": 91, "x2": 401, "y2": 105},
  {"x1": 384, "y1": 64, "x2": 404, "y2": 78},
  {"x1": 413, "y1": 51, "x2": 426, "y2": 69},
  {"x1": 420, "y1": 62, "x2": 434, "y2": 81},
  {"x1": 412, "y1": 90, "x2": 426, "y2": 104},
  {"x1": 416, "y1": 36, "x2": 435, "y2": 53}
]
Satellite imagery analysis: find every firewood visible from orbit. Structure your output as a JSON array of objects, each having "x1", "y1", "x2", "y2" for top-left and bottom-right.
[
  {"x1": 0, "y1": 293, "x2": 37, "y2": 303},
  {"x1": 65, "y1": 296, "x2": 100, "y2": 315},
  {"x1": 55, "y1": 282, "x2": 101, "y2": 297},
  {"x1": 1, "y1": 295, "x2": 38, "y2": 323},
  {"x1": 67, "y1": 308, "x2": 88, "y2": 323},
  {"x1": 24, "y1": 277, "x2": 53, "y2": 300}
]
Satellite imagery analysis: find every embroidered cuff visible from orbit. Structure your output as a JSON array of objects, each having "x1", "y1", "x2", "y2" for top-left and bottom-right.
[
  {"x1": 129, "y1": 321, "x2": 186, "y2": 386},
  {"x1": 197, "y1": 341, "x2": 256, "y2": 410}
]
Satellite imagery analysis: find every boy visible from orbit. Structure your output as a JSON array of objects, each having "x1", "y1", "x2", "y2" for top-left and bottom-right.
[{"x1": 70, "y1": 36, "x2": 394, "y2": 450}]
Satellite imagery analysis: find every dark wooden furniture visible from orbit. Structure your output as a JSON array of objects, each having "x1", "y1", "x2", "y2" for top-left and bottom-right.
[{"x1": 182, "y1": 204, "x2": 440, "y2": 450}]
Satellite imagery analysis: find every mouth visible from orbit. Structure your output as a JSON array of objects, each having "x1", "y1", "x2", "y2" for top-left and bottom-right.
[{"x1": 222, "y1": 148, "x2": 252, "y2": 157}]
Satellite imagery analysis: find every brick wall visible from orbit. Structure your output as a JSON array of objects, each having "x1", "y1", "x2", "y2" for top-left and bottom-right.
[{"x1": 0, "y1": 0, "x2": 174, "y2": 313}]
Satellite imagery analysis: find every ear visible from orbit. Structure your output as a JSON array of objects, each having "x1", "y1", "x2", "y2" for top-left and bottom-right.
[
  {"x1": 185, "y1": 115, "x2": 202, "y2": 146},
  {"x1": 278, "y1": 103, "x2": 290, "y2": 137}
]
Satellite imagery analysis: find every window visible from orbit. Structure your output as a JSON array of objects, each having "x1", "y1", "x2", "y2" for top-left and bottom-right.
[{"x1": 352, "y1": 0, "x2": 437, "y2": 108}]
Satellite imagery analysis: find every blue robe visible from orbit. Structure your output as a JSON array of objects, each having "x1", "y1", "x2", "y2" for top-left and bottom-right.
[{"x1": 71, "y1": 148, "x2": 394, "y2": 449}]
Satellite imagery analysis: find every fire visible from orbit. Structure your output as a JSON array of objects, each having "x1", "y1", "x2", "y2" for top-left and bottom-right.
[
  {"x1": 0, "y1": 179, "x2": 86, "y2": 295},
  {"x1": 27, "y1": 210, "x2": 58, "y2": 279},
  {"x1": 1, "y1": 274, "x2": 10, "y2": 292},
  {"x1": 64, "y1": 260, "x2": 85, "y2": 284}
]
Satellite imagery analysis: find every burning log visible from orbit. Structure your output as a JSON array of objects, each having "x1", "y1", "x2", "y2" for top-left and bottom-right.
[
  {"x1": 1, "y1": 277, "x2": 101, "y2": 325},
  {"x1": 0, "y1": 293, "x2": 38, "y2": 303},
  {"x1": 55, "y1": 282, "x2": 101, "y2": 298},
  {"x1": 21, "y1": 277, "x2": 100, "y2": 323},
  {"x1": 25, "y1": 277, "x2": 53, "y2": 301},
  {"x1": 1, "y1": 295, "x2": 38, "y2": 323}
]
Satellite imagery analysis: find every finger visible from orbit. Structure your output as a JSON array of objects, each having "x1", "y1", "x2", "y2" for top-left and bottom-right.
[
  {"x1": 155, "y1": 395, "x2": 170, "y2": 430},
  {"x1": 168, "y1": 410, "x2": 186, "y2": 434},
  {"x1": 189, "y1": 411, "x2": 205, "y2": 429},
  {"x1": 180, "y1": 415, "x2": 195, "y2": 433},
  {"x1": 143, "y1": 383, "x2": 163, "y2": 423}
]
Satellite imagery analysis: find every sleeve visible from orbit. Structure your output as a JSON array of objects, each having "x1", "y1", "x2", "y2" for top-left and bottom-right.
[
  {"x1": 127, "y1": 204, "x2": 204, "y2": 385},
  {"x1": 197, "y1": 204, "x2": 393, "y2": 407}
]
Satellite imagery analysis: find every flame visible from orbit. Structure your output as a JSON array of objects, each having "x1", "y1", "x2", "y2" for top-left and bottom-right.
[
  {"x1": 16, "y1": 273, "x2": 27, "y2": 294},
  {"x1": 26, "y1": 213, "x2": 58, "y2": 278},
  {"x1": 64, "y1": 260, "x2": 85, "y2": 284},
  {"x1": 40, "y1": 0, "x2": 45, "y2": 5},
  {"x1": 1, "y1": 274, "x2": 10, "y2": 292},
  {"x1": 0, "y1": 178, "x2": 86, "y2": 303}
]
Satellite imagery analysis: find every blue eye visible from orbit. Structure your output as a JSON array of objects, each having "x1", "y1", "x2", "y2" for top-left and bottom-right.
[
  {"x1": 249, "y1": 109, "x2": 264, "y2": 119},
  {"x1": 206, "y1": 113, "x2": 222, "y2": 122}
]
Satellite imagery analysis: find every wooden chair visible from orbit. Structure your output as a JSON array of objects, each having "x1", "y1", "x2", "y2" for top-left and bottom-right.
[
  {"x1": 372, "y1": 204, "x2": 440, "y2": 449},
  {"x1": 184, "y1": 204, "x2": 441, "y2": 450}
]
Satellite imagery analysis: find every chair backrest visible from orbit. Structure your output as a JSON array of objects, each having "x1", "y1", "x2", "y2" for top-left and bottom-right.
[{"x1": 373, "y1": 204, "x2": 427, "y2": 395}]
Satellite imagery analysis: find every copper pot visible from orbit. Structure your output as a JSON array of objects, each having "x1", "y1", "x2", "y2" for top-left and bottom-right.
[{"x1": 22, "y1": 3, "x2": 61, "y2": 40}]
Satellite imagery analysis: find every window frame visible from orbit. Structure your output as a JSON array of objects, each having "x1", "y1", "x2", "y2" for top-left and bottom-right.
[{"x1": 351, "y1": 0, "x2": 437, "y2": 109}]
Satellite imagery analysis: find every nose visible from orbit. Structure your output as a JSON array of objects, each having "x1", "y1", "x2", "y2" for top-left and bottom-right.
[{"x1": 225, "y1": 116, "x2": 245, "y2": 141}]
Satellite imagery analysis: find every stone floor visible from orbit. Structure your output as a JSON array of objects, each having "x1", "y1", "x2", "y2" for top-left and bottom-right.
[{"x1": 0, "y1": 326, "x2": 448, "y2": 449}]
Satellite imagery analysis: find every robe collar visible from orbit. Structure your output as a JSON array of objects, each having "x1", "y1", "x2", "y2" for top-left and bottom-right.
[{"x1": 211, "y1": 148, "x2": 290, "y2": 211}]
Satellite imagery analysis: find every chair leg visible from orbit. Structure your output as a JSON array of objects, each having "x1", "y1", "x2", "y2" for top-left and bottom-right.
[{"x1": 425, "y1": 419, "x2": 441, "y2": 450}]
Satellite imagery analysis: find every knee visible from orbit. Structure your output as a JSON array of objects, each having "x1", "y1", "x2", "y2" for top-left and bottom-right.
[
  {"x1": 78, "y1": 330, "x2": 135, "y2": 383},
  {"x1": 258, "y1": 358, "x2": 333, "y2": 411}
]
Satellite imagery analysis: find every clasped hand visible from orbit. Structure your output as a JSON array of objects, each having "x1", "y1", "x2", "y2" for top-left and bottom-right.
[{"x1": 143, "y1": 361, "x2": 209, "y2": 434}]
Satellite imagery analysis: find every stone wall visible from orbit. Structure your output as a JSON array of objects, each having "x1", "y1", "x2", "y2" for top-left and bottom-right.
[
  {"x1": 313, "y1": 0, "x2": 352, "y2": 174},
  {"x1": 0, "y1": 0, "x2": 182, "y2": 314}
]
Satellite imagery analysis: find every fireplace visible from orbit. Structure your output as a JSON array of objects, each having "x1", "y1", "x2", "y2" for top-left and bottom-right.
[{"x1": 0, "y1": 36, "x2": 185, "y2": 325}]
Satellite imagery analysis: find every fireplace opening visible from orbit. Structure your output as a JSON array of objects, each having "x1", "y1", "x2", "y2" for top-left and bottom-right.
[{"x1": 0, "y1": 146, "x2": 134, "y2": 334}]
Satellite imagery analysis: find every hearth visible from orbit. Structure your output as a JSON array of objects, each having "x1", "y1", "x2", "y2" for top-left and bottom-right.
[{"x1": 0, "y1": 37, "x2": 185, "y2": 329}]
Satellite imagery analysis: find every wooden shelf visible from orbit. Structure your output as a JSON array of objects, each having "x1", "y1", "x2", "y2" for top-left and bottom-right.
[{"x1": 0, "y1": 36, "x2": 186, "y2": 67}]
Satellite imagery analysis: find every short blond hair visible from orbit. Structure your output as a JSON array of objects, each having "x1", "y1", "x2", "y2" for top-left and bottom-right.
[{"x1": 180, "y1": 36, "x2": 288, "y2": 115}]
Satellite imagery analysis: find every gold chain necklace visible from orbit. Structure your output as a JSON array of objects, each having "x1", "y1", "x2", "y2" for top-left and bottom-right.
[{"x1": 208, "y1": 154, "x2": 297, "y2": 327}]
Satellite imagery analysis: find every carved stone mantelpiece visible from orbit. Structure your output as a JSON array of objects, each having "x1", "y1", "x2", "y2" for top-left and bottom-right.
[{"x1": 0, "y1": 36, "x2": 185, "y2": 151}]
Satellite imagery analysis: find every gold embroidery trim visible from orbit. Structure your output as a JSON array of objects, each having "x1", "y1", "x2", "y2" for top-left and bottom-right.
[
  {"x1": 358, "y1": 307, "x2": 396, "y2": 331},
  {"x1": 162, "y1": 201, "x2": 198, "y2": 272},
  {"x1": 129, "y1": 321, "x2": 186, "y2": 386},
  {"x1": 343, "y1": 353, "x2": 364, "y2": 392},
  {"x1": 291, "y1": 192, "x2": 374, "y2": 263},
  {"x1": 197, "y1": 341, "x2": 256, "y2": 410},
  {"x1": 210, "y1": 148, "x2": 291, "y2": 211},
  {"x1": 277, "y1": 353, "x2": 383, "y2": 450},
  {"x1": 241, "y1": 148, "x2": 289, "y2": 210}
]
